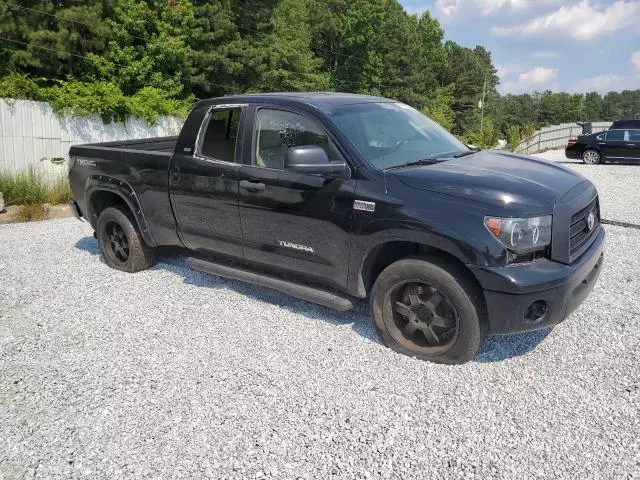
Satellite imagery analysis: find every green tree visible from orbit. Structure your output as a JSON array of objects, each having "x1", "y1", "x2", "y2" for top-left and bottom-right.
[
  {"x1": 424, "y1": 83, "x2": 455, "y2": 130},
  {"x1": 259, "y1": 0, "x2": 330, "y2": 92},
  {"x1": 88, "y1": 0, "x2": 193, "y2": 96}
]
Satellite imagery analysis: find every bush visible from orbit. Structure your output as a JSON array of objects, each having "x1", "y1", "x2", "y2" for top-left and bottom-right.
[
  {"x1": 0, "y1": 169, "x2": 48, "y2": 205},
  {"x1": 0, "y1": 72, "x2": 193, "y2": 124},
  {"x1": 47, "y1": 178, "x2": 73, "y2": 205},
  {"x1": 0, "y1": 170, "x2": 71, "y2": 206},
  {"x1": 42, "y1": 80, "x2": 130, "y2": 123},
  {"x1": 506, "y1": 125, "x2": 523, "y2": 150},
  {"x1": 128, "y1": 87, "x2": 195, "y2": 124},
  {"x1": 17, "y1": 204, "x2": 48, "y2": 222},
  {"x1": 0, "y1": 72, "x2": 42, "y2": 101}
]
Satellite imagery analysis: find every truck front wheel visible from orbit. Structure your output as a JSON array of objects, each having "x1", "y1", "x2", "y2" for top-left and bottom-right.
[
  {"x1": 370, "y1": 256, "x2": 486, "y2": 364},
  {"x1": 96, "y1": 205, "x2": 157, "y2": 273}
]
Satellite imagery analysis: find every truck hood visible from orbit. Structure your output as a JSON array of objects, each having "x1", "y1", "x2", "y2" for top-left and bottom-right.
[{"x1": 392, "y1": 150, "x2": 588, "y2": 215}]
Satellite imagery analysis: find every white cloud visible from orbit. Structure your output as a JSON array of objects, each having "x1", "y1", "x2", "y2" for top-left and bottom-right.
[
  {"x1": 632, "y1": 51, "x2": 640, "y2": 71},
  {"x1": 435, "y1": 0, "x2": 558, "y2": 17},
  {"x1": 570, "y1": 73, "x2": 640, "y2": 94},
  {"x1": 492, "y1": 0, "x2": 640, "y2": 41},
  {"x1": 496, "y1": 63, "x2": 528, "y2": 79},
  {"x1": 501, "y1": 66, "x2": 559, "y2": 93},
  {"x1": 531, "y1": 51, "x2": 561, "y2": 59},
  {"x1": 435, "y1": 0, "x2": 459, "y2": 17},
  {"x1": 404, "y1": 5, "x2": 429, "y2": 16},
  {"x1": 519, "y1": 66, "x2": 558, "y2": 84}
]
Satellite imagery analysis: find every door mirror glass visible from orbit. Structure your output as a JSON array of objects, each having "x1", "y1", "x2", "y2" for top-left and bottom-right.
[{"x1": 286, "y1": 145, "x2": 347, "y2": 176}]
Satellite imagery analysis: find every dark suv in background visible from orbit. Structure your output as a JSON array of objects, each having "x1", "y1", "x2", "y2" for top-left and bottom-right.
[{"x1": 610, "y1": 118, "x2": 640, "y2": 130}]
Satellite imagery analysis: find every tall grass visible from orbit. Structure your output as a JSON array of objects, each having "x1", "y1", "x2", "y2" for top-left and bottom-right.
[{"x1": 0, "y1": 169, "x2": 71, "y2": 206}]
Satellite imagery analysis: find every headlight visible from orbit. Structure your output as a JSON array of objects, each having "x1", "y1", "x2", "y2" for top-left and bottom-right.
[{"x1": 484, "y1": 215, "x2": 552, "y2": 254}]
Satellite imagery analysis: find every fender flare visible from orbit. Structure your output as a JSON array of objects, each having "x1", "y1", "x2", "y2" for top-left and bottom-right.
[
  {"x1": 350, "y1": 227, "x2": 485, "y2": 298},
  {"x1": 85, "y1": 175, "x2": 157, "y2": 247}
]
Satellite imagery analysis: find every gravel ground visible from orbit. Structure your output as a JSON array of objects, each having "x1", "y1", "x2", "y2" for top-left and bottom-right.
[
  {"x1": 1, "y1": 218, "x2": 640, "y2": 480},
  {"x1": 533, "y1": 149, "x2": 640, "y2": 225}
]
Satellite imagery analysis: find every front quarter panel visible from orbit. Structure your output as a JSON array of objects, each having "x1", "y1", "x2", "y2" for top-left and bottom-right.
[{"x1": 347, "y1": 172, "x2": 506, "y2": 296}]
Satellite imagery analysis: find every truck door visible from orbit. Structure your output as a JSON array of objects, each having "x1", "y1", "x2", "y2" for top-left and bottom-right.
[
  {"x1": 237, "y1": 106, "x2": 355, "y2": 290},
  {"x1": 169, "y1": 105, "x2": 246, "y2": 257}
]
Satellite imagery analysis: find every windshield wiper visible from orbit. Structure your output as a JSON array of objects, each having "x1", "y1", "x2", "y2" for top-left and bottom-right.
[
  {"x1": 385, "y1": 149, "x2": 480, "y2": 170},
  {"x1": 385, "y1": 158, "x2": 440, "y2": 169},
  {"x1": 452, "y1": 148, "x2": 481, "y2": 158}
]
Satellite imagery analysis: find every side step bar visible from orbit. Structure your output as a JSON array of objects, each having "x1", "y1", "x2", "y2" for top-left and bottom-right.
[{"x1": 186, "y1": 257, "x2": 354, "y2": 312}]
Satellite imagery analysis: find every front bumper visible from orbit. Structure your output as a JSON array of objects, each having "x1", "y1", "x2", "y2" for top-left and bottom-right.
[{"x1": 469, "y1": 226, "x2": 605, "y2": 334}]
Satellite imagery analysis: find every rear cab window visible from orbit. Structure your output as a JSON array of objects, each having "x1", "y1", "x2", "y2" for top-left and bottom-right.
[{"x1": 198, "y1": 108, "x2": 241, "y2": 162}]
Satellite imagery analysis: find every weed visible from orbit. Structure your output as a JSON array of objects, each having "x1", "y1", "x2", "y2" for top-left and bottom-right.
[
  {"x1": 0, "y1": 170, "x2": 71, "y2": 206},
  {"x1": 17, "y1": 203, "x2": 48, "y2": 222}
]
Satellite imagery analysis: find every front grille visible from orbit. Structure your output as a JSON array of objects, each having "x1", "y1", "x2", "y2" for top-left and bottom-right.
[{"x1": 569, "y1": 197, "x2": 599, "y2": 260}]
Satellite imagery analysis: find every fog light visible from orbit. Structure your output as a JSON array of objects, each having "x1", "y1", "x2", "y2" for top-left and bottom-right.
[{"x1": 524, "y1": 300, "x2": 549, "y2": 323}]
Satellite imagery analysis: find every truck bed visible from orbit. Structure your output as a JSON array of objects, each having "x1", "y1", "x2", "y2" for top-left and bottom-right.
[{"x1": 72, "y1": 136, "x2": 178, "y2": 154}]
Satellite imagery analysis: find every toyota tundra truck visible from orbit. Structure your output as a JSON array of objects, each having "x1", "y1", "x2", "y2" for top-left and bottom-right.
[{"x1": 68, "y1": 93, "x2": 605, "y2": 364}]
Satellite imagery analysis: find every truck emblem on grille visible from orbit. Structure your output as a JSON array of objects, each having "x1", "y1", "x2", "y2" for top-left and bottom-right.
[{"x1": 587, "y1": 211, "x2": 595, "y2": 231}]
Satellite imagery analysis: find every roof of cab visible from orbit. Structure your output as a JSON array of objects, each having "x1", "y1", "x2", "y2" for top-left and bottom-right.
[{"x1": 204, "y1": 92, "x2": 395, "y2": 111}]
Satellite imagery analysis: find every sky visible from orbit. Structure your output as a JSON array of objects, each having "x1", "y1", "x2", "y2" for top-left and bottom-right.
[{"x1": 399, "y1": 0, "x2": 640, "y2": 95}]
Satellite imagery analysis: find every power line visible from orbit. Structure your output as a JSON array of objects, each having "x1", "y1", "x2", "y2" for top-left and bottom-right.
[
  {"x1": 0, "y1": 0, "x2": 421, "y2": 83},
  {"x1": 0, "y1": 0, "x2": 149, "y2": 43},
  {"x1": 0, "y1": 35, "x2": 403, "y2": 92},
  {"x1": 0, "y1": 0, "x2": 357, "y2": 63},
  {"x1": 0, "y1": 36, "x2": 407, "y2": 99},
  {"x1": 0, "y1": 36, "x2": 242, "y2": 94}
]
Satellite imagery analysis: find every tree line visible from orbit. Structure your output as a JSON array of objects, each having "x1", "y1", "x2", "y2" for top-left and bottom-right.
[{"x1": 1, "y1": 0, "x2": 639, "y2": 146}]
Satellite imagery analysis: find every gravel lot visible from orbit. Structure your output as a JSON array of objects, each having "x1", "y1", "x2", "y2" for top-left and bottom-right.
[
  {"x1": 2, "y1": 217, "x2": 639, "y2": 479},
  {"x1": 533, "y1": 149, "x2": 640, "y2": 225}
]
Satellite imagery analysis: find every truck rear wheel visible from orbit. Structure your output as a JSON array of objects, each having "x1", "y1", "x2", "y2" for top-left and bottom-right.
[
  {"x1": 96, "y1": 205, "x2": 157, "y2": 273},
  {"x1": 370, "y1": 255, "x2": 486, "y2": 364}
]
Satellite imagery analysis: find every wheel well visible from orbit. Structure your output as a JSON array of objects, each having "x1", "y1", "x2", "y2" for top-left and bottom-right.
[
  {"x1": 89, "y1": 190, "x2": 127, "y2": 225},
  {"x1": 360, "y1": 241, "x2": 484, "y2": 301}
]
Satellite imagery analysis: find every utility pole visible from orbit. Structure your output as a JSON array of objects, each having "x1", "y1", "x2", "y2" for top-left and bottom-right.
[{"x1": 479, "y1": 76, "x2": 487, "y2": 145}]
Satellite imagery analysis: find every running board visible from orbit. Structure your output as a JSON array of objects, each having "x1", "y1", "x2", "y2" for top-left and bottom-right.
[{"x1": 186, "y1": 257, "x2": 354, "y2": 312}]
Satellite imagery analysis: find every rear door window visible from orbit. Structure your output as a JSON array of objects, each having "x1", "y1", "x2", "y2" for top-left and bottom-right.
[
  {"x1": 606, "y1": 130, "x2": 625, "y2": 141},
  {"x1": 199, "y1": 109, "x2": 241, "y2": 162},
  {"x1": 629, "y1": 130, "x2": 640, "y2": 142}
]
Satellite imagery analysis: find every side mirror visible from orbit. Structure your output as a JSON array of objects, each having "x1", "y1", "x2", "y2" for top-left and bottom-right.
[{"x1": 286, "y1": 145, "x2": 347, "y2": 176}]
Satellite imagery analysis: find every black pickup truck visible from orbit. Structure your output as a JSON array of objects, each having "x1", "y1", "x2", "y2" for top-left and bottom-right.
[{"x1": 69, "y1": 93, "x2": 605, "y2": 364}]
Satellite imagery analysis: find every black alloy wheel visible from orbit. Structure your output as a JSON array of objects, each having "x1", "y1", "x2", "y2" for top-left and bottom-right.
[
  {"x1": 389, "y1": 281, "x2": 458, "y2": 355},
  {"x1": 104, "y1": 221, "x2": 130, "y2": 264}
]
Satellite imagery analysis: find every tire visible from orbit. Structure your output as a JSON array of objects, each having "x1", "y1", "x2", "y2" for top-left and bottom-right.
[
  {"x1": 96, "y1": 205, "x2": 157, "y2": 273},
  {"x1": 582, "y1": 149, "x2": 601, "y2": 165},
  {"x1": 370, "y1": 255, "x2": 486, "y2": 364}
]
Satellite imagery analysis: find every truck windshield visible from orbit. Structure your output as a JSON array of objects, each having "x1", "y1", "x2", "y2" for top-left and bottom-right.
[{"x1": 331, "y1": 102, "x2": 469, "y2": 170}]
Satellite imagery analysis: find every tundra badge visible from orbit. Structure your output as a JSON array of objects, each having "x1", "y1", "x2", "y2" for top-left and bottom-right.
[{"x1": 278, "y1": 241, "x2": 314, "y2": 253}]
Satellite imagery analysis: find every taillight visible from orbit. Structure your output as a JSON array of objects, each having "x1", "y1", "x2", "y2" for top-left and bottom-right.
[{"x1": 566, "y1": 139, "x2": 577, "y2": 147}]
